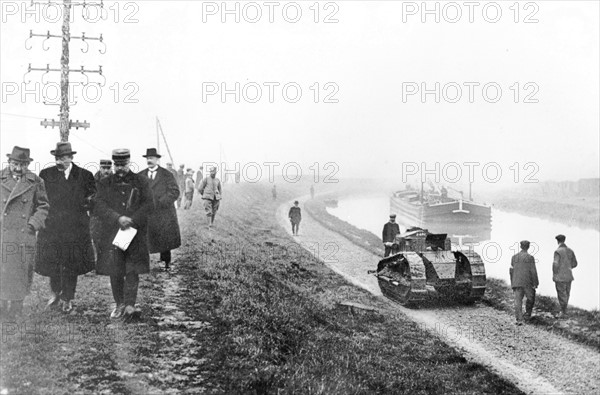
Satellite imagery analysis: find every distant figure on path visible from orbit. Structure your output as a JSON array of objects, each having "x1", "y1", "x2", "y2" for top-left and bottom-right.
[
  {"x1": 0, "y1": 146, "x2": 49, "y2": 319},
  {"x1": 272, "y1": 184, "x2": 277, "y2": 201},
  {"x1": 288, "y1": 201, "x2": 301, "y2": 236},
  {"x1": 510, "y1": 240, "x2": 538, "y2": 325},
  {"x1": 310, "y1": 185, "x2": 314, "y2": 199},
  {"x1": 166, "y1": 163, "x2": 178, "y2": 180},
  {"x1": 139, "y1": 148, "x2": 181, "y2": 271},
  {"x1": 382, "y1": 214, "x2": 400, "y2": 257},
  {"x1": 235, "y1": 170, "x2": 240, "y2": 184},
  {"x1": 195, "y1": 166, "x2": 204, "y2": 189},
  {"x1": 176, "y1": 164, "x2": 185, "y2": 208},
  {"x1": 552, "y1": 234, "x2": 578, "y2": 318},
  {"x1": 184, "y1": 169, "x2": 195, "y2": 210},
  {"x1": 198, "y1": 167, "x2": 222, "y2": 228}
]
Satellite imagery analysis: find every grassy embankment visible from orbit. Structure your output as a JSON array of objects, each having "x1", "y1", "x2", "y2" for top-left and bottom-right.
[
  {"x1": 0, "y1": 182, "x2": 523, "y2": 394},
  {"x1": 304, "y1": 197, "x2": 600, "y2": 352}
]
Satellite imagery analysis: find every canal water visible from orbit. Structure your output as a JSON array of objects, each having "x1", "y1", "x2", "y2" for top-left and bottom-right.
[{"x1": 326, "y1": 193, "x2": 600, "y2": 311}]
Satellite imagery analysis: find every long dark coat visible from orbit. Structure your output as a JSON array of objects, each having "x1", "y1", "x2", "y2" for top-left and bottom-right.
[
  {"x1": 138, "y1": 167, "x2": 181, "y2": 253},
  {"x1": 1, "y1": 168, "x2": 49, "y2": 300},
  {"x1": 94, "y1": 171, "x2": 154, "y2": 276},
  {"x1": 382, "y1": 222, "x2": 400, "y2": 243},
  {"x1": 35, "y1": 164, "x2": 96, "y2": 277}
]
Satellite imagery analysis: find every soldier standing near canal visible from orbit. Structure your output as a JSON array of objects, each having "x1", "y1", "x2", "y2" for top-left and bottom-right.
[
  {"x1": 510, "y1": 240, "x2": 539, "y2": 325},
  {"x1": 553, "y1": 234, "x2": 578, "y2": 319},
  {"x1": 382, "y1": 214, "x2": 400, "y2": 257},
  {"x1": 1, "y1": 147, "x2": 49, "y2": 319},
  {"x1": 94, "y1": 149, "x2": 154, "y2": 319}
]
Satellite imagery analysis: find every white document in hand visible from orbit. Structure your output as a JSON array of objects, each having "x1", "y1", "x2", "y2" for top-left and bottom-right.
[{"x1": 112, "y1": 227, "x2": 138, "y2": 251}]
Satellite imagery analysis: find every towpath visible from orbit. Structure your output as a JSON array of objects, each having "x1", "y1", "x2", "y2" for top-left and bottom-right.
[{"x1": 278, "y1": 199, "x2": 600, "y2": 395}]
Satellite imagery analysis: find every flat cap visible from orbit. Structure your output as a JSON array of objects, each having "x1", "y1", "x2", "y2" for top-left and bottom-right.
[
  {"x1": 389, "y1": 214, "x2": 397, "y2": 218},
  {"x1": 100, "y1": 159, "x2": 112, "y2": 167}
]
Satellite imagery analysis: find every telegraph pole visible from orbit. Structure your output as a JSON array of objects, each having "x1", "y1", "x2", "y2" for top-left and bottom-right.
[
  {"x1": 59, "y1": 0, "x2": 72, "y2": 142},
  {"x1": 27, "y1": 0, "x2": 106, "y2": 142}
]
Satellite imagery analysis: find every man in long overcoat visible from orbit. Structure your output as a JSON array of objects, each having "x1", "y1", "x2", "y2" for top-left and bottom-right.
[
  {"x1": 94, "y1": 149, "x2": 154, "y2": 319},
  {"x1": 1, "y1": 147, "x2": 49, "y2": 319},
  {"x1": 176, "y1": 164, "x2": 185, "y2": 208},
  {"x1": 35, "y1": 142, "x2": 96, "y2": 313},
  {"x1": 510, "y1": 240, "x2": 539, "y2": 324},
  {"x1": 382, "y1": 214, "x2": 401, "y2": 257},
  {"x1": 552, "y1": 234, "x2": 578, "y2": 318},
  {"x1": 138, "y1": 148, "x2": 181, "y2": 270},
  {"x1": 288, "y1": 200, "x2": 301, "y2": 236}
]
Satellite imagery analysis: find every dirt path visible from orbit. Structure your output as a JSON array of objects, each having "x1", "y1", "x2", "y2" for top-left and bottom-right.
[{"x1": 278, "y1": 199, "x2": 600, "y2": 395}]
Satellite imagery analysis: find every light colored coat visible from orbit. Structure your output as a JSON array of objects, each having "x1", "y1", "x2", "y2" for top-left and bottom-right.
[
  {"x1": 1, "y1": 168, "x2": 49, "y2": 300},
  {"x1": 198, "y1": 176, "x2": 222, "y2": 200},
  {"x1": 553, "y1": 243, "x2": 578, "y2": 282},
  {"x1": 510, "y1": 250, "x2": 539, "y2": 288}
]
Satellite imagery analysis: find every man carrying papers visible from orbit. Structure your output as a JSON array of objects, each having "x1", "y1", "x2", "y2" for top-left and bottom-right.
[{"x1": 94, "y1": 149, "x2": 154, "y2": 320}]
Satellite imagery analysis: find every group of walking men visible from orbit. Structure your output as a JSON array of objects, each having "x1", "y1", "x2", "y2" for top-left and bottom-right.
[
  {"x1": 381, "y1": 214, "x2": 579, "y2": 323},
  {"x1": 0, "y1": 143, "x2": 222, "y2": 320}
]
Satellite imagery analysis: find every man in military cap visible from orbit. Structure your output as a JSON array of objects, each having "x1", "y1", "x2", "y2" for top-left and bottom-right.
[
  {"x1": 94, "y1": 149, "x2": 154, "y2": 319},
  {"x1": 1, "y1": 147, "x2": 49, "y2": 319},
  {"x1": 95, "y1": 159, "x2": 113, "y2": 182},
  {"x1": 35, "y1": 142, "x2": 96, "y2": 313},
  {"x1": 91, "y1": 159, "x2": 113, "y2": 259},
  {"x1": 510, "y1": 240, "x2": 539, "y2": 325},
  {"x1": 552, "y1": 234, "x2": 578, "y2": 318},
  {"x1": 382, "y1": 214, "x2": 401, "y2": 257},
  {"x1": 138, "y1": 148, "x2": 181, "y2": 270}
]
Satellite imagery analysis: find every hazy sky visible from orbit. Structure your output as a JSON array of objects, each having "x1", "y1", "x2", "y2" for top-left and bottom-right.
[{"x1": 1, "y1": 1, "x2": 598, "y2": 188}]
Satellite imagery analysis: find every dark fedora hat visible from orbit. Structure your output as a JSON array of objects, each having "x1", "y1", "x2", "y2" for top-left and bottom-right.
[
  {"x1": 142, "y1": 148, "x2": 161, "y2": 158},
  {"x1": 50, "y1": 142, "x2": 77, "y2": 157},
  {"x1": 6, "y1": 146, "x2": 33, "y2": 162}
]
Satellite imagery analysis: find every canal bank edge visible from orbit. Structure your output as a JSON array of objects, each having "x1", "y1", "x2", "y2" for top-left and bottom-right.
[{"x1": 304, "y1": 196, "x2": 600, "y2": 352}]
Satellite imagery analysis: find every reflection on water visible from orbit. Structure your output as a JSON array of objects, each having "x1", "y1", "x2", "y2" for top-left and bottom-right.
[{"x1": 327, "y1": 193, "x2": 600, "y2": 311}]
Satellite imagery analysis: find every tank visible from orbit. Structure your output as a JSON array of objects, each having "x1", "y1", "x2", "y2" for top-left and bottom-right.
[{"x1": 371, "y1": 227, "x2": 486, "y2": 306}]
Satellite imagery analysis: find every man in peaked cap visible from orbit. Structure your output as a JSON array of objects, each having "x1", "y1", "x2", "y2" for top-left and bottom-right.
[
  {"x1": 552, "y1": 234, "x2": 578, "y2": 318},
  {"x1": 510, "y1": 240, "x2": 539, "y2": 325},
  {"x1": 95, "y1": 159, "x2": 113, "y2": 182},
  {"x1": 94, "y1": 148, "x2": 154, "y2": 320},
  {"x1": 1, "y1": 147, "x2": 49, "y2": 319},
  {"x1": 35, "y1": 142, "x2": 96, "y2": 313},
  {"x1": 382, "y1": 214, "x2": 401, "y2": 257},
  {"x1": 138, "y1": 148, "x2": 181, "y2": 271}
]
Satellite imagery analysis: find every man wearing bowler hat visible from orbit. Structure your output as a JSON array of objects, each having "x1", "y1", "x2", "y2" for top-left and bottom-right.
[
  {"x1": 94, "y1": 149, "x2": 154, "y2": 319},
  {"x1": 552, "y1": 234, "x2": 578, "y2": 318},
  {"x1": 382, "y1": 214, "x2": 401, "y2": 257},
  {"x1": 1, "y1": 147, "x2": 49, "y2": 319},
  {"x1": 138, "y1": 148, "x2": 181, "y2": 271},
  {"x1": 35, "y1": 142, "x2": 96, "y2": 313}
]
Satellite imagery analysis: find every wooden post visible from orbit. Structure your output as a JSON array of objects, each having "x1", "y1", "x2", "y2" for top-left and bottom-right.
[{"x1": 59, "y1": 0, "x2": 72, "y2": 142}]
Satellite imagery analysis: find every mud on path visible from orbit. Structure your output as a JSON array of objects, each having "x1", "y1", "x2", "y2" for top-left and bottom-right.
[{"x1": 279, "y1": 199, "x2": 600, "y2": 395}]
